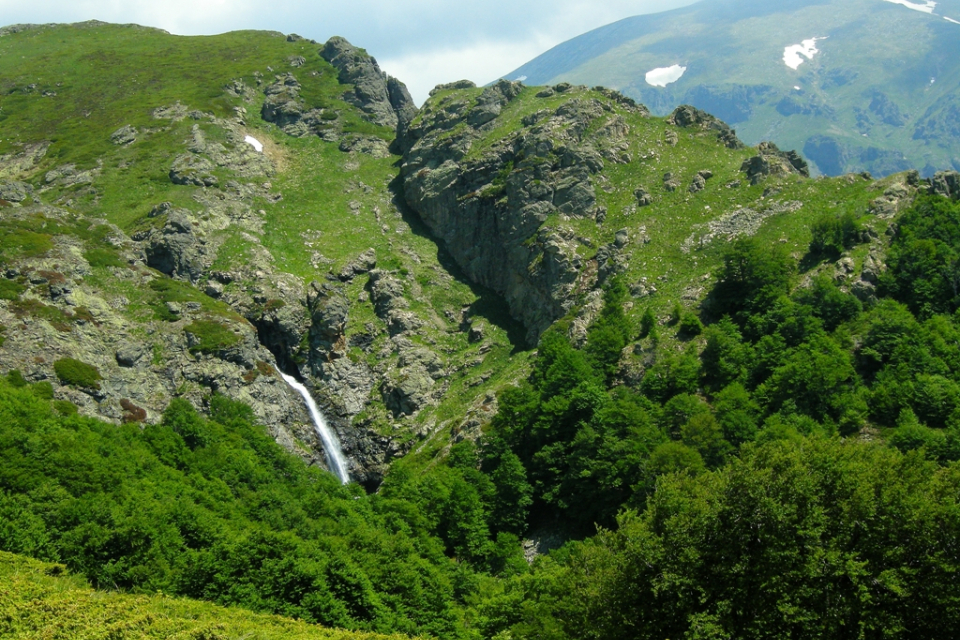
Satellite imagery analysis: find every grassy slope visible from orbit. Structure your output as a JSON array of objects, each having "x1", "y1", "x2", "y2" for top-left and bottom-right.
[
  {"x1": 413, "y1": 83, "x2": 880, "y2": 332},
  {"x1": 0, "y1": 22, "x2": 532, "y2": 445},
  {"x1": 0, "y1": 551, "x2": 416, "y2": 640}
]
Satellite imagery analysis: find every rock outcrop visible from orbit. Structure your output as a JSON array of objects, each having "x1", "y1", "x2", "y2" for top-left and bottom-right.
[
  {"x1": 668, "y1": 104, "x2": 743, "y2": 149},
  {"x1": 930, "y1": 170, "x2": 960, "y2": 200},
  {"x1": 402, "y1": 83, "x2": 645, "y2": 342},
  {"x1": 741, "y1": 141, "x2": 809, "y2": 185},
  {"x1": 320, "y1": 36, "x2": 418, "y2": 135}
]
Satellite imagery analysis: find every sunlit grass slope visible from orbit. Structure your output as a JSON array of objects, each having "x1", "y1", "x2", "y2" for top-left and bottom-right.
[{"x1": 0, "y1": 551, "x2": 417, "y2": 640}]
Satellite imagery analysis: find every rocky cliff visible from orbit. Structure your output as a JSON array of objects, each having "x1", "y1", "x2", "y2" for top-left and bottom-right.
[
  {"x1": 0, "y1": 24, "x2": 523, "y2": 488},
  {"x1": 400, "y1": 81, "x2": 809, "y2": 342}
]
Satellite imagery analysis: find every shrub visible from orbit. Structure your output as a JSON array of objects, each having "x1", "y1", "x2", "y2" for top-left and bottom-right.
[
  {"x1": 120, "y1": 398, "x2": 147, "y2": 423},
  {"x1": 54, "y1": 358, "x2": 102, "y2": 389},
  {"x1": 0, "y1": 279, "x2": 25, "y2": 301},
  {"x1": 639, "y1": 306, "x2": 657, "y2": 339},
  {"x1": 809, "y1": 211, "x2": 862, "y2": 255},
  {"x1": 6, "y1": 370, "x2": 27, "y2": 387},
  {"x1": 30, "y1": 381, "x2": 54, "y2": 400},
  {"x1": 678, "y1": 312, "x2": 704, "y2": 338},
  {"x1": 53, "y1": 400, "x2": 78, "y2": 416},
  {"x1": 185, "y1": 320, "x2": 242, "y2": 354},
  {"x1": 0, "y1": 229, "x2": 53, "y2": 260},
  {"x1": 10, "y1": 299, "x2": 73, "y2": 332},
  {"x1": 83, "y1": 247, "x2": 126, "y2": 269}
]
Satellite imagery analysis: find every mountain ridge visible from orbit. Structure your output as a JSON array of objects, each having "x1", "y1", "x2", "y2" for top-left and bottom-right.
[{"x1": 504, "y1": 0, "x2": 960, "y2": 178}]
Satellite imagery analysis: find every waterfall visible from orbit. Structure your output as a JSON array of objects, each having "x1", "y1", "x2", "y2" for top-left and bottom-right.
[{"x1": 278, "y1": 371, "x2": 351, "y2": 484}]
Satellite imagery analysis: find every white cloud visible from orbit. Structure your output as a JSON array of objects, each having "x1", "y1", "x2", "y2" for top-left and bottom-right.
[{"x1": 379, "y1": 37, "x2": 554, "y2": 105}]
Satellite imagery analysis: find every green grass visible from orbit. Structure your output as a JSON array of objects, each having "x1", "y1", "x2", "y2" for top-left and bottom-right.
[
  {"x1": 83, "y1": 246, "x2": 126, "y2": 268},
  {"x1": 0, "y1": 551, "x2": 416, "y2": 640}
]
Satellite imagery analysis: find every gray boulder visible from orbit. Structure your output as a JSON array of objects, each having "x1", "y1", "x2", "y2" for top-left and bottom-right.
[
  {"x1": 138, "y1": 209, "x2": 211, "y2": 281},
  {"x1": 115, "y1": 343, "x2": 146, "y2": 368},
  {"x1": 111, "y1": 125, "x2": 137, "y2": 145},
  {"x1": 0, "y1": 181, "x2": 33, "y2": 202}
]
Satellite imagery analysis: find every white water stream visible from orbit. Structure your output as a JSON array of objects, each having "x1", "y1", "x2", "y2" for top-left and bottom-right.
[{"x1": 278, "y1": 371, "x2": 351, "y2": 484}]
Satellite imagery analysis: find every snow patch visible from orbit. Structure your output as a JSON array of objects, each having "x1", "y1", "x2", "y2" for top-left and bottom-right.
[
  {"x1": 645, "y1": 64, "x2": 687, "y2": 87},
  {"x1": 783, "y1": 37, "x2": 827, "y2": 70},
  {"x1": 515, "y1": 75, "x2": 528, "y2": 82},
  {"x1": 794, "y1": 85, "x2": 802, "y2": 91},
  {"x1": 945, "y1": 16, "x2": 960, "y2": 23},
  {"x1": 882, "y1": 0, "x2": 937, "y2": 13},
  {"x1": 244, "y1": 135, "x2": 263, "y2": 153}
]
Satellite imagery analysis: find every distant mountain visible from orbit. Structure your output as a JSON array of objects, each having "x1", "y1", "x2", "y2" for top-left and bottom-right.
[{"x1": 504, "y1": 0, "x2": 960, "y2": 177}]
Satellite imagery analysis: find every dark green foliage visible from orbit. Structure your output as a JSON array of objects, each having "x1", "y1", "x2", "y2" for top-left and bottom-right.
[
  {"x1": 585, "y1": 277, "x2": 632, "y2": 379},
  {"x1": 712, "y1": 383, "x2": 760, "y2": 446},
  {"x1": 677, "y1": 311, "x2": 703, "y2": 338},
  {"x1": 882, "y1": 194, "x2": 960, "y2": 317},
  {"x1": 638, "y1": 306, "x2": 657, "y2": 339},
  {"x1": 6, "y1": 370, "x2": 27, "y2": 388},
  {"x1": 489, "y1": 438, "x2": 960, "y2": 640},
  {"x1": 700, "y1": 318, "x2": 752, "y2": 391},
  {"x1": 757, "y1": 334, "x2": 857, "y2": 423},
  {"x1": 481, "y1": 439, "x2": 533, "y2": 536},
  {"x1": 53, "y1": 400, "x2": 78, "y2": 416},
  {"x1": 0, "y1": 381, "x2": 468, "y2": 638},
  {"x1": 641, "y1": 344, "x2": 700, "y2": 403},
  {"x1": 53, "y1": 358, "x2": 102, "y2": 388},
  {"x1": 680, "y1": 412, "x2": 732, "y2": 469},
  {"x1": 30, "y1": 381, "x2": 54, "y2": 400},
  {"x1": 794, "y1": 274, "x2": 862, "y2": 331},
  {"x1": 709, "y1": 237, "x2": 795, "y2": 324},
  {"x1": 490, "y1": 330, "x2": 665, "y2": 532},
  {"x1": 809, "y1": 210, "x2": 862, "y2": 255}
]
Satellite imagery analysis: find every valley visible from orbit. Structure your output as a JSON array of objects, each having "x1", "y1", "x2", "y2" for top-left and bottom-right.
[{"x1": 1, "y1": 18, "x2": 960, "y2": 639}]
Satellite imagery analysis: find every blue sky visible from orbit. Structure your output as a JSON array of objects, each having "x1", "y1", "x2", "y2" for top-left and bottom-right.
[{"x1": 0, "y1": 0, "x2": 697, "y2": 103}]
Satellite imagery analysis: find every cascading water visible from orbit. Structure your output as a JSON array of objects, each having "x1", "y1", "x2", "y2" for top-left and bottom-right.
[{"x1": 278, "y1": 370, "x2": 351, "y2": 484}]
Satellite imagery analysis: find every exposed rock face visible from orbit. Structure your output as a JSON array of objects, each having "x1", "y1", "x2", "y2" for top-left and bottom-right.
[
  {"x1": 0, "y1": 207, "x2": 319, "y2": 470},
  {"x1": 741, "y1": 141, "x2": 809, "y2": 185},
  {"x1": 320, "y1": 36, "x2": 417, "y2": 134},
  {"x1": 136, "y1": 207, "x2": 213, "y2": 282},
  {"x1": 930, "y1": 171, "x2": 960, "y2": 200},
  {"x1": 0, "y1": 181, "x2": 33, "y2": 202},
  {"x1": 402, "y1": 82, "x2": 645, "y2": 342},
  {"x1": 668, "y1": 104, "x2": 743, "y2": 149},
  {"x1": 0, "y1": 141, "x2": 49, "y2": 180}
]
